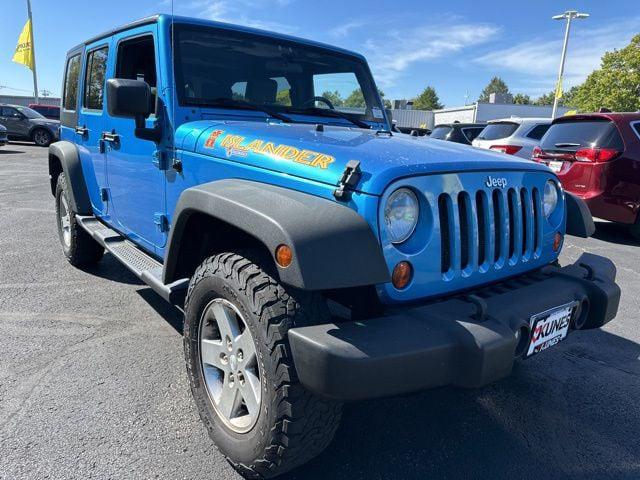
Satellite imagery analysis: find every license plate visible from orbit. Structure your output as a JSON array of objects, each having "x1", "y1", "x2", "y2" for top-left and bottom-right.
[
  {"x1": 527, "y1": 303, "x2": 575, "y2": 357},
  {"x1": 548, "y1": 161, "x2": 563, "y2": 173}
]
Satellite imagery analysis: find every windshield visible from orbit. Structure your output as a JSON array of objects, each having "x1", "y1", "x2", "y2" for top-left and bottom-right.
[
  {"x1": 477, "y1": 122, "x2": 518, "y2": 141},
  {"x1": 15, "y1": 106, "x2": 44, "y2": 119},
  {"x1": 540, "y1": 120, "x2": 623, "y2": 152},
  {"x1": 173, "y1": 25, "x2": 385, "y2": 126},
  {"x1": 429, "y1": 126, "x2": 452, "y2": 140}
]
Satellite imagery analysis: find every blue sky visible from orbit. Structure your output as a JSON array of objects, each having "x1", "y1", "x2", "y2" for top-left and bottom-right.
[{"x1": 1, "y1": 0, "x2": 638, "y2": 106}]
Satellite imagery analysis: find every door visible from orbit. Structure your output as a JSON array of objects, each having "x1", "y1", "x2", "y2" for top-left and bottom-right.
[
  {"x1": 0, "y1": 107, "x2": 29, "y2": 137},
  {"x1": 77, "y1": 42, "x2": 110, "y2": 216},
  {"x1": 104, "y1": 27, "x2": 165, "y2": 254}
]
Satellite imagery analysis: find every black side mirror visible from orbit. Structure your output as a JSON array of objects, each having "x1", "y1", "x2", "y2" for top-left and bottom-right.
[
  {"x1": 107, "y1": 78, "x2": 151, "y2": 118},
  {"x1": 106, "y1": 78, "x2": 161, "y2": 143}
]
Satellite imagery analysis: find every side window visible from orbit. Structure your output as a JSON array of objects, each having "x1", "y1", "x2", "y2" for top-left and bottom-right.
[
  {"x1": 313, "y1": 72, "x2": 364, "y2": 113},
  {"x1": 632, "y1": 122, "x2": 640, "y2": 140},
  {"x1": 462, "y1": 127, "x2": 483, "y2": 143},
  {"x1": 272, "y1": 77, "x2": 291, "y2": 106},
  {"x1": 116, "y1": 35, "x2": 157, "y2": 113},
  {"x1": 83, "y1": 47, "x2": 109, "y2": 110},
  {"x1": 526, "y1": 124, "x2": 551, "y2": 140},
  {"x1": 1, "y1": 107, "x2": 19, "y2": 117},
  {"x1": 63, "y1": 54, "x2": 81, "y2": 111}
]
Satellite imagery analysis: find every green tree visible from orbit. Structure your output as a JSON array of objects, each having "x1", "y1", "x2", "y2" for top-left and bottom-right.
[
  {"x1": 377, "y1": 88, "x2": 392, "y2": 109},
  {"x1": 344, "y1": 89, "x2": 366, "y2": 107},
  {"x1": 412, "y1": 86, "x2": 443, "y2": 110},
  {"x1": 275, "y1": 89, "x2": 291, "y2": 106},
  {"x1": 513, "y1": 93, "x2": 531, "y2": 105},
  {"x1": 570, "y1": 34, "x2": 640, "y2": 112},
  {"x1": 320, "y1": 90, "x2": 344, "y2": 107},
  {"x1": 478, "y1": 76, "x2": 510, "y2": 102},
  {"x1": 534, "y1": 86, "x2": 577, "y2": 107},
  {"x1": 534, "y1": 91, "x2": 555, "y2": 106}
]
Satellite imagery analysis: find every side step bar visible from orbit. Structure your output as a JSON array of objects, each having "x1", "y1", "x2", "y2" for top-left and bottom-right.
[{"x1": 76, "y1": 216, "x2": 188, "y2": 306}]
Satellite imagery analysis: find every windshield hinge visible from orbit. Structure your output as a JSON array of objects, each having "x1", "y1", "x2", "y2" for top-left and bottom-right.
[
  {"x1": 333, "y1": 160, "x2": 362, "y2": 201},
  {"x1": 152, "y1": 150, "x2": 169, "y2": 170},
  {"x1": 154, "y1": 213, "x2": 170, "y2": 233}
]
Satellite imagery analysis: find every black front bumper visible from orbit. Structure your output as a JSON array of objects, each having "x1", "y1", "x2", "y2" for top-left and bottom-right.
[{"x1": 289, "y1": 253, "x2": 621, "y2": 401}]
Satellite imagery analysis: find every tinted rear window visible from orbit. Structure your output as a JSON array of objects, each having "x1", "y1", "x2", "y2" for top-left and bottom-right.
[
  {"x1": 477, "y1": 122, "x2": 519, "y2": 141},
  {"x1": 462, "y1": 127, "x2": 483, "y2": 143},
  {"x1": 540, "y1": 120, "x2": 624, "y2": 152},
  {"x1": 430, "y1": 126, "x2": 452, "y2": 140},
  {"x1": 526, "y1": 124, "x2": 550, "y2": 140}
]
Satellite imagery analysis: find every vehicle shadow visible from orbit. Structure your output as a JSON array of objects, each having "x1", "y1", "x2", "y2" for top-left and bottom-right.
[
  {"x1": 280, "y1": 328, "x2": 640, "y2": 480},
  {"x1": 592, "y1": 221, "x2": 639, "y2": 247},
  {"x1": 0, "y1": 148, "x2": 26, "y2": 154},
  {"x1": 81, "y1": 253, "x2": 144, "y2": 285}
]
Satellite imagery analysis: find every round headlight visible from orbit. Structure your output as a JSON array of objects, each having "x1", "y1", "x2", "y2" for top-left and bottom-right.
[
  {"x1": 384, "y1": 188, "x2": 419, "y2": 244},
  {"x1": 543, "y1": 180, "x2": 559, "y2": 218}
]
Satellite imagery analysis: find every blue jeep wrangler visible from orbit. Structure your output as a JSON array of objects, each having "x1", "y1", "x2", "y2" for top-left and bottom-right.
[{"x1": 49, "y1": 14, "x2": 621, "y2": 478}]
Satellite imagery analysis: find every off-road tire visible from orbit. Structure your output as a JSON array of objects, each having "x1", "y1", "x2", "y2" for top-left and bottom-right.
[
  {"x1": 55, "y1": 173, "x2": 104, "y2": 266},
  {"x1": 32, "y1": 128, "x2": 52, "y2": 147},
  {"x1": 184, "y1": 252, "x2": 342, "y2": 478},
  {"x1": 630, "y1": 215, "x2": 640, "y2": 243}
]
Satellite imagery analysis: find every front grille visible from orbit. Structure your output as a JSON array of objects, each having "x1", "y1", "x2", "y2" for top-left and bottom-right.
[{"x1": 438, "y1": 186, "x2": 543, "y2": 277}]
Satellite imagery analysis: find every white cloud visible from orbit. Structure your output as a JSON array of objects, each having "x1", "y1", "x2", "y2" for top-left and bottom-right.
[
  {"x1": 329, "y1": 20, "x2": 366, "y2": 38},
  {"x1": 177, "y1": 0, "x2": 297, "y2": 33},
  {"x1": 364, "y1": 22, "x2": 500, "y2": 87},
  {"x1": 475, "y1": 17, "x2": 640, "y2": 94}
]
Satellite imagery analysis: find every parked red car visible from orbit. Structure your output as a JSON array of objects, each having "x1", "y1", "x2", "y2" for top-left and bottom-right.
[
  {"x1": 28, "y1": 104, "x2": 60, "y2": 120},
  {"x1": 533, "y1": 113, "x2": 640, "y2": 240}
]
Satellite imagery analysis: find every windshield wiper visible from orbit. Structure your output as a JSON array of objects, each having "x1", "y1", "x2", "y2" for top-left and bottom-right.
[
  {"x1": 554, "y1": 142, "x2": 581, "y2": 148},
  {"x1": 206, "y1": 98, "x2": 293, "y2": 123},
  {"x1": 297, "y1": 107, "x2": 372, "y2": 130}
]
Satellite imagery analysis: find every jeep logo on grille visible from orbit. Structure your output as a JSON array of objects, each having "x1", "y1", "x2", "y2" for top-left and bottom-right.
[{"x1": 485, "y1": 176, "x2": 507, "y2": 188}]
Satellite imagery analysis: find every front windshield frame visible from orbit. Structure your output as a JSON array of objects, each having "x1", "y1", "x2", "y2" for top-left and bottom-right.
[
  {"x1": 16, "y1": 106, "x2": 44, "y2": 119},
  {"x1": 172, "y1": 23, "x2": 387, "y2": 127}
]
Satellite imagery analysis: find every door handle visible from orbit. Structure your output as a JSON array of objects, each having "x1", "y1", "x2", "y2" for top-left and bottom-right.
[
  {"x1": 74, "y1": 125, "x2": 88, "y2": 136},
  {"x1": 101, "y1": 130, "x2": 120, "y2": 143}
]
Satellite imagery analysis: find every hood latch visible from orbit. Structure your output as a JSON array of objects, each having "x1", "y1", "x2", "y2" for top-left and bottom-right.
[{"x1": 333, "y1": 160, "x2": 362, "y2": 201}]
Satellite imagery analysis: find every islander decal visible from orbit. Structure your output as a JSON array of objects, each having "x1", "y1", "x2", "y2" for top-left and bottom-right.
[{"x1": 203, "y1": 130, "x2": 335, "y2": 169}]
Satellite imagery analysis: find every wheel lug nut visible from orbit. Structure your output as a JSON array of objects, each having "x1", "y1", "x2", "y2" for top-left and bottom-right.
[
  {"x1": 220, "y1": 353, "x2": 228, "y2": 364},
  {"x1": 237, "y1": 350, "x2": 243, "y2": 361},
  {"x1": 225, "y1": 336, "x2": 233, "y2": 351}
]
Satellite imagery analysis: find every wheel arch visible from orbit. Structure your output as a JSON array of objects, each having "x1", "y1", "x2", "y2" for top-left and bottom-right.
[
  {"x1": 163, "y1": 179, "x2": 390, "y2": 291},
  {"x1": 48, "y1": 141, "x2": 92, "y2": 215}
]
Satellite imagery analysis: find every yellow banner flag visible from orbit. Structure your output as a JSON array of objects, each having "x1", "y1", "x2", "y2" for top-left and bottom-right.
[
  {"x1": 554, "y1": 78, "x2": 563, "y2": 100},
  {"x1": 12, "y1": 19, "x2": 34, "y2": 71}
]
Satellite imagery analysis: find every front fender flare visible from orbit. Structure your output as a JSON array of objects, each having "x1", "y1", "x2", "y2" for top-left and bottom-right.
[
  {"x1": 48, "y1": 141, "x2": 92, "y2": 215},
  {"x1": 163, "y1": 179, "x2": 390, "y2": 290}
]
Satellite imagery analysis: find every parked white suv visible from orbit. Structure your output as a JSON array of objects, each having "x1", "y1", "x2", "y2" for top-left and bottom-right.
[{"x1": 472, "y1": 117, "x2": 552, "y2": 159}]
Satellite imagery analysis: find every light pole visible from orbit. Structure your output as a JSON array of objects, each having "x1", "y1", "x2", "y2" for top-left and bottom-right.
[{"x1": 551, "y1": 10, "x2": 589, "y2": 118}]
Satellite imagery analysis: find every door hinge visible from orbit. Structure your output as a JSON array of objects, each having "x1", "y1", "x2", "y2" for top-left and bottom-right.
[
  {"x1": 152, "y1": 150, "x2": 169, "y2": 170},
  {"x1": 154, "y1": 213, "x2": 170, "y2": 232},
  {"x1": 333, "y1": 160, "x2": 361, "y2": 201},
  {"x1": 100, "y1": 188, "x2": 110, "y2": 202}
]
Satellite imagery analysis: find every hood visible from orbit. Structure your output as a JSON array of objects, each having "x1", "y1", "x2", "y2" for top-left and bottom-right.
[{"x1": 177, "y1": 120, "x2": 551, "y2": 195}]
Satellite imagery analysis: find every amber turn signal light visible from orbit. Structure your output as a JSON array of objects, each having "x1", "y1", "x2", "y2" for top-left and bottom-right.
[
  {"x1": 392, "y1": 261, "x2": 413, "y2": 290},
  {"x1": 275, "y1": 244, "x2": 293, "y2": 268},
  {"x1": 553, "y1": 232, "x2": 563, "y2": 252}
]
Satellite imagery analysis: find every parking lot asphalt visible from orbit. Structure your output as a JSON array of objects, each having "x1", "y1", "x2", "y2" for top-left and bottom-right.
[{"x1": 0, "y1": 142, "x2": 639, "y2": 480}]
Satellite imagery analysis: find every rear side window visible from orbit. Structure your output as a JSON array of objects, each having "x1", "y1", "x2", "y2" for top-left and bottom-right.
[
  {"x1": 430, "y1": 126, "x2": 452, "y2": 140},
  {"x1": 526, "y1": 124, "x2": 550, "y2": 140},
  {"x1": 83, "y1": 47, "x2": 109, "y2": 110},
  {"x1": 63, "y1": 54, "x2": 81, "y2": 111},
  {"x1": 632, "y1": 122, "x2": 640, "y2": 139},
  {"x1": 540, "y1": 120, "x2": 624, "y2": 152},
  {"x1": 477, "y1": 122, "x2": 519, "y2": 141},
  {"x1": 462, "y1": 127, "x2": 483, "y2": 143}
]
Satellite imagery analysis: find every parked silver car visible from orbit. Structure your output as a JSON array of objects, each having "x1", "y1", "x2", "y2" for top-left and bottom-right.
[
  {"x1": 0, "y1": 124, "x2": 7, "y2": 147},
  {"x1": 0, "y1": 104, "x2": 59, "y2": 147},
  {"x1": 472, "y1": 117, "x2": 552, "y2": 159}
]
